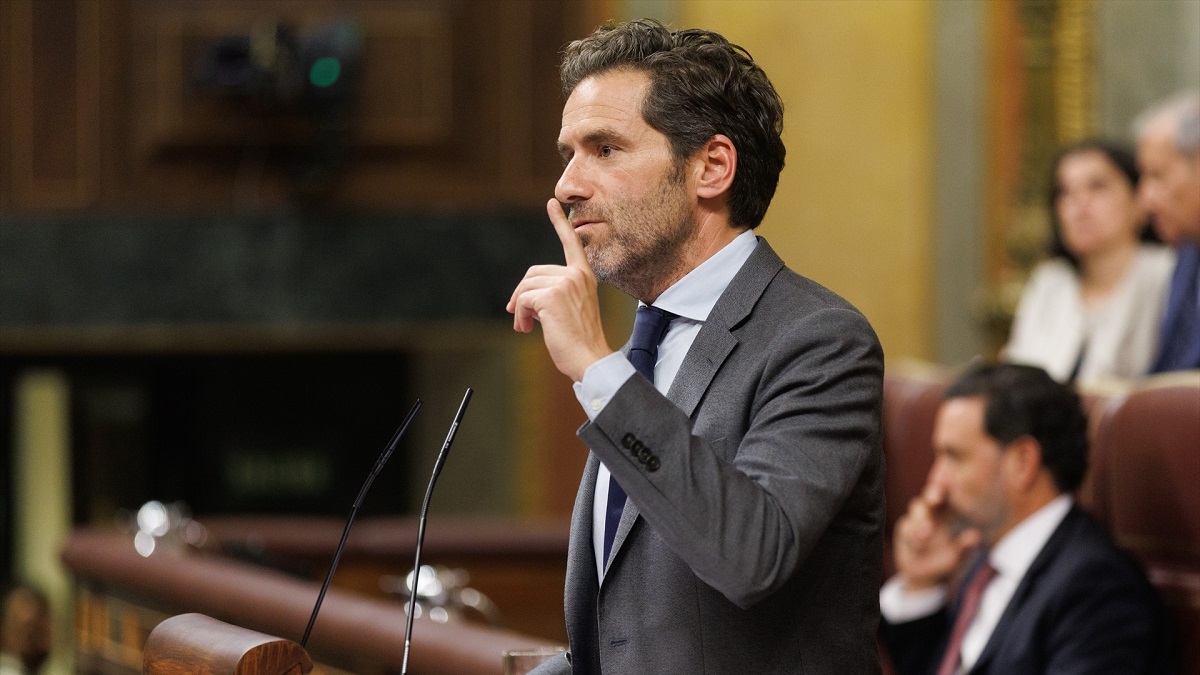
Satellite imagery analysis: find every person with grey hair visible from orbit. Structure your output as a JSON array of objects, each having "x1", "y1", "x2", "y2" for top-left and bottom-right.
[
  {"x1": 509, "y1": 18, "x2": 885, "y2": 674},
  {"x1": 1135, "y1": 91, "x2": 1200, "y2": 372}
]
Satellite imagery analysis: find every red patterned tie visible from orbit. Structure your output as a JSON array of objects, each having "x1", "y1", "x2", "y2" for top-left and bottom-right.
[{"x1": 936, "y1": 561, "x2": 997, "y2": 675}]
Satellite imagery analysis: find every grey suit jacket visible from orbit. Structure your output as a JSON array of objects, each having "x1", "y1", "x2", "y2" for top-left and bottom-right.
[{"x1": 536, "y1": 238, "x2": 885, "y2": 674}]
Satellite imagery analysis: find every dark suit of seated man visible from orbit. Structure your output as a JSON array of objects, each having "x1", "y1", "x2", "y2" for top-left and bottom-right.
[{"x1": 880, "y1": 363, "x2": 1173, "y2": 675}]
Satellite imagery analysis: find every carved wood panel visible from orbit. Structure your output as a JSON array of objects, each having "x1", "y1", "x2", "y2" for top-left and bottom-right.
[
  {"x1": 6, "y1": 0, "x2": 101, "y2": 209},
  {"x1": 0, "y1": 0, "x2": 588, "y2": 211},
  {"x1": 146, "y1": 5, "x2": 454, "y2": 149}
]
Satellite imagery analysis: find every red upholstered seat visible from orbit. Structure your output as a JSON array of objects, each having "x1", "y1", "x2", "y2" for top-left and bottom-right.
[
  {"x1": 881, "y1": 362, "x2": 950, "y2": 579},
  {"x1": 1075, "y1": 382, "x2": 1127, "y2": 512},
  {"x1": 1089, "y1": 371, "x2": 1200, "y2": 673}
]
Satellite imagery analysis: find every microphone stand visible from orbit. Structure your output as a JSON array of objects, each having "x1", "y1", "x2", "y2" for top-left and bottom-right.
[
  {"x1": 401, "y1": 388, "x2": 472, "y2": 675},
  {"x1": 300, "y1": 399, "x2": 422, "y2": 648}
]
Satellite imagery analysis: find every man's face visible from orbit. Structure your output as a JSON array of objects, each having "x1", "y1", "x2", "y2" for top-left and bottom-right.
[
  {"x1": 555, "y1": 69, "x2": 696, "y2": 297},
  {"x1": 927, "y1": 397, "x2": 1012, "y2": 545},
  {"x1": 1137, "y1": 119, "x2": 1200, "y2": 243}
]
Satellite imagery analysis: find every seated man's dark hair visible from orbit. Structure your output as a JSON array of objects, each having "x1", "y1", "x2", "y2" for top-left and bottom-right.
[{"x1": 944, "y1": 363, "x2": 1089, "y2": 493}]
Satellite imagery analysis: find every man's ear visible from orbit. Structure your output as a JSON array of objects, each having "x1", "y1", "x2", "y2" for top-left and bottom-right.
[
  {"x1": 694, "y1": 134, "x2": 736, "y2": 199},
  {"x1": 1004, "y1": 435, "x2": 1044, "y2": 491}
]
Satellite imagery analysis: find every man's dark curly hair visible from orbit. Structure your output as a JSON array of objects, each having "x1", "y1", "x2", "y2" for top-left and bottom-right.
[
  {"x1": 944, "y1": 363, "x2": 1089, "y2": 493},
  {"x1": 560, "y1": 19, "x2": 786, "y2": 228}
]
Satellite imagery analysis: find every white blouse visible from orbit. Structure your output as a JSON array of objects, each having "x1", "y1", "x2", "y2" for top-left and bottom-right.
[{"x1": 1003, "y1": 245, "x2": 1175, "y2": 385}]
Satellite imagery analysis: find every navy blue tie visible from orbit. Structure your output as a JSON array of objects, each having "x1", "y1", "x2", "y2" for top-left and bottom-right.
[{"x1": 603, "y1": 305, "x2": 676, "y2": 565}]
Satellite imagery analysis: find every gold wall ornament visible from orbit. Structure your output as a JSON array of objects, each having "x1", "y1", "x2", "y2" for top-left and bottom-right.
[
  {"x1": 1054, "y1": 0, "x2": 1095, "y2": 144},
  {"x1": 978, "y1": 0, "x2": 1098, "y2": 353}
]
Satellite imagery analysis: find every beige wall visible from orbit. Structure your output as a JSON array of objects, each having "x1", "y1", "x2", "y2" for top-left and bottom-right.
[{"x1": 674, "y1": 1, "x2": 937, "y2": 361}]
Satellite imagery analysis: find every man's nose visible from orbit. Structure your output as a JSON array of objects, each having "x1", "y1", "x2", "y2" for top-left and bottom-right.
[
  {"x1": 925, "y1": 459, "x2": 950, "y2": 497},
  {"x1": 555, "y1": 157, "x2": 592, "y2": 204}
]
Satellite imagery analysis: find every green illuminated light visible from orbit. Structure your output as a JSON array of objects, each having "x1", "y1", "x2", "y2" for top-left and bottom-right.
[{"x1": 309, "y1": 57, "x2": 341, "y2": 88}]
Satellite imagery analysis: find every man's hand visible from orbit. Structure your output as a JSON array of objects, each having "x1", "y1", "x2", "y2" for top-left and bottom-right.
[
  {"x1": 506, "y1": 199, "x2": 614, "y2": 382},
  {"x1": 893, "y1": 483, "x2": 981, "y2": 592}
]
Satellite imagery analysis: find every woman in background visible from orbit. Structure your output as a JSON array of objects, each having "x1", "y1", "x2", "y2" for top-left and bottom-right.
[{"x1": 1004, "y1": 139, "x2": 1175, "y2": 385}]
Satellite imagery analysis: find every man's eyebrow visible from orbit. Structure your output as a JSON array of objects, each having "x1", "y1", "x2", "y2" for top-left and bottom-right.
[{"x1": 557, "y1": 127, "x2": 628, "y2": 157}]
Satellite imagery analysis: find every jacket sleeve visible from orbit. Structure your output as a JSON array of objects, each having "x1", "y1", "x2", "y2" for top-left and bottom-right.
[
  {"x1": 580, "y1": 306, "x2": 883, "y2": 608},
  {"x1": 879, "y1": 610, "x2": 949, "y2": 675}
]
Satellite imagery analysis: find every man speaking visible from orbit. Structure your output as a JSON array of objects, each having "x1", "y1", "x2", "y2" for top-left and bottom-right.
[{"x1": 509, "y1": 19, "x2": 885, "y2": 674}]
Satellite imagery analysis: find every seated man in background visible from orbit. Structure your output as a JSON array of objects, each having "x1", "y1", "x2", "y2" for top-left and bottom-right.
[
  {"x1": 880, "y1": 363, "x2": 1172, "y2": 675},
  {"x1": 1136, "y1": 91, "x2": 1200, "y2": 373},
  {"x1": 0, "y1": 584, "x2": 50, "y2": 675}
]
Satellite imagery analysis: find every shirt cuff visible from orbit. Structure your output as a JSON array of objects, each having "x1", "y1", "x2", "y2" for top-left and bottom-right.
[
  {"x1": 879, "y1": 575, "x2": 948, "y2": 623},
  {"x1": 572, "y1": 352, "x2": 636, "y2": 421}
]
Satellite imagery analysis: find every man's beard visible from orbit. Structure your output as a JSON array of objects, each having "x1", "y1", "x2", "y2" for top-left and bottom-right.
[{"x1": 569, "y1": 164, "x2": 695, "y2": 300}]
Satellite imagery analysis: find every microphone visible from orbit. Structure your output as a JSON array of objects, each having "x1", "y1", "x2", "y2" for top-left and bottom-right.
[
  {"x1": 401, "y1": 388, "x2": 473, "y2": 675},
  {"x1": 300, "y1": 399, "x2": 422, "y2": 648}
]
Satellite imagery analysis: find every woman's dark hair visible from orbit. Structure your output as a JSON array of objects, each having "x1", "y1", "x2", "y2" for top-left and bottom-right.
[
  {"x1": 945, "y1": 363, "x2": 1089, "y2": 493},
  {"x1": 1047, "y1": 138, "x2": 1160, "y2": 270},
  {"x1": 560, "y1": 19, "x2": 786, "y2": 228}
]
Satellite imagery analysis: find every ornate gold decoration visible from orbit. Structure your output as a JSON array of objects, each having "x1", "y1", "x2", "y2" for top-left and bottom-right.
[
  {"x1": 978, "y1": 0, "x2": 1097, "y2": 353},
  {"x1": 1054, "y1": 0, "x2": 1094, "y2": 144}
]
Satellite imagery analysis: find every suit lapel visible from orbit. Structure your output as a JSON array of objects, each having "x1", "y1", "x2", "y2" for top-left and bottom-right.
[
  {"x1": 566, "y1": 455, "x2": 600, "y2": 612},
  {"x1": 602, "y1": 239, "x2": 784, "y2": 570},
  {"x1": 669, "y1": 238, "x2": 782, "y2": 416},
  {"x1": 606, "y1": 494, "x2": 639, "y2": 580},
  {"x1": 972, "y1": 507, "x2": 1082, "y2": 670}
]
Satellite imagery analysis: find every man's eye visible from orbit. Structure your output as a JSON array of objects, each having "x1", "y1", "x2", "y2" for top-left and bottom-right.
[{"x1": 600, "y1": 145, "x2": 613, "y2": 157}]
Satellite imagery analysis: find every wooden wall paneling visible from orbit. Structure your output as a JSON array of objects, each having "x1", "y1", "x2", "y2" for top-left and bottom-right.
[
  {"x1": 333, "y1": 0, "x2": 540, "y2": 208},
  {"x1": 524, "y1": 0, "x2": 591, "y2": 197},
  {"x1": 8, "y1": 0, "x2": 101, "y2": 210},
  {"x1": 971, "y1": 1, "x2": 1032, "y2": 352},
  {"x1": 1, "y1": 1, "x2": 11, "y2": 210},
  {"x1": 145, "y1": 6, "x2": 454, "y2": 150},
  {"x1": 127, "y1": 0, "x2": 576, "y2": 209},
  {"x1": 0, "y1": 0, "x2": 593, "y2": 211},
  {"x1": 330, "y1": 1, "x2": 479, "y2": 206},
  {"x1": 355, "y1": 7, "x2": 453, "y2": 147},
  {"x1": 984, "y1": 1, "x2": 1026, "y2": 286},
  {"x1": 96, "y1": 0, "x2": 132, "y2": 209},
  {"x1": 494, "y1": 0, "x2": 535, "y2": 187}
]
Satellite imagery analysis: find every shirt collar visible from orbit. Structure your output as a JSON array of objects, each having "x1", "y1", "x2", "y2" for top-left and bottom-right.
[
  {"x1": 648, "y1": 229, "x2": 758, "y2": 321},
  {"x1": 989, "y1": 494, "x2": 1073, "y2": 580}
]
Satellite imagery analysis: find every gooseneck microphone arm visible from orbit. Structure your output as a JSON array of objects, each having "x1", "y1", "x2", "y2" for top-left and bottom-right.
[
  {"x1": 300, "y1": 399, "x2": 422, "y2": 648},
  {"x1": 401, "y1": 388, "x2": 473, "y2": 675}
]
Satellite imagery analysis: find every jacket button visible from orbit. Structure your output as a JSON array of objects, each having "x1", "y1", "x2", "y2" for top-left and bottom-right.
[
  {"x1": 630, "y1": 440, "x2": 644, "y2": 457},
  {"x1": 621, "y1": 433, "x2": 636, "y2": 449},
  {"x1": 638, "y1": 447, "x2": 652, "y2": 463},
  {"x1": 647, "y1": 456, "x2": 661, "y2": 472}
]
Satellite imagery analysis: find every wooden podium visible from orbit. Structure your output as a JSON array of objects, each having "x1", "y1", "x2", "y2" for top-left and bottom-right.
[
  {"x1": 143, "y1": 614, "x2": 312, "y2": 675},
  {"x1": 63, "y1": 521, "x2": 567, "y2": 675}
]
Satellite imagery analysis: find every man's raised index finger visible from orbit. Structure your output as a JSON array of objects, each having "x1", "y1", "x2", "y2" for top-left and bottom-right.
[{"x1": 547, "y1": 198, "x2": 588, "y2": 269}]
